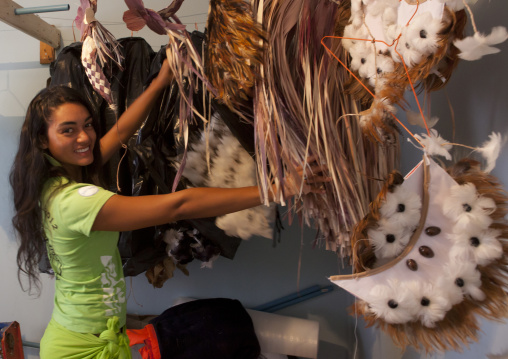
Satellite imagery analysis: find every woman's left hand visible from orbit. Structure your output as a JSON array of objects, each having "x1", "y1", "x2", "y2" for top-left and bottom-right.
[{"x1": 153, "y1": 59, "x2": 174, "y2": 89}]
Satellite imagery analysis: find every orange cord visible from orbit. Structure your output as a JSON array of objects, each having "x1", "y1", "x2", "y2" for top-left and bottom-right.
[
  {"x1": 320, "y1": 0, "x2": 432, "y2": 147},
  {"x1": 405, "y1": 0, "x2": 420, "y2": 27}
]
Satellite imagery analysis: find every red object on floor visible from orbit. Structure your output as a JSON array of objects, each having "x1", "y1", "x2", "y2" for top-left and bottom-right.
[
  {"x1": 127, "y1": 324, "x2": 161, "y2": 359},
  {"x1": 0, "y1": 321, "x2": 24, "y2": 359}
]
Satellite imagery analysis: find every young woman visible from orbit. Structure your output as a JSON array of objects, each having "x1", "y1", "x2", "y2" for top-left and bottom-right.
[{"x1": 10, "y1": 61, "x2": 328, "y2": 358}]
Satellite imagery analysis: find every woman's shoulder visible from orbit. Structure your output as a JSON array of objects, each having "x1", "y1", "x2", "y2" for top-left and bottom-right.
[
  {"x1": 41, "y1": 177, "x2": 95, "y2": 204},
  {"x1": 41, "y1": 176, "x2": 70, "y2": 197},
  {"x1": 43, "y1": 178, "x2": 114, "y2": 204}
]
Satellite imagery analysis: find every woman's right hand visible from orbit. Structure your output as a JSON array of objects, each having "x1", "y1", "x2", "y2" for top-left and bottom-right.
[{"x1": 284, "y1": 156, "x2": 331, "y2": 198}]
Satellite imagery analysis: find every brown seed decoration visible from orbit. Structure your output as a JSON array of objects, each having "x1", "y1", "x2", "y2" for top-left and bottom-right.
[
  {"x1": 419, "y1": 246, "x2": 434, "y2": 258},
  {"x1": 425, "y1": 226, "x2": 441, "y2": 236},
  {"x1": 406, "y1": 259, "x2": 418, "y2": 271}
]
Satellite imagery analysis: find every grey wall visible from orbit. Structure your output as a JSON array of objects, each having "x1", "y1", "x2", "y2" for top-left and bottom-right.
[{"x1": 0, "y1": 1, "x2": 507, "y2": 358}]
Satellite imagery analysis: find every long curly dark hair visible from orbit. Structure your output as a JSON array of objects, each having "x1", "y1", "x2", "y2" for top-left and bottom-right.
[{"x1": 10, "y1": 86, "x2": 104, "y2": 295}]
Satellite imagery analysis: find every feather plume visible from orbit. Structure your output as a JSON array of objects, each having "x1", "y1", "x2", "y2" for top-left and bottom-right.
[
  {"x1": 441, "y1": 261, "x2": 485, "y2": 302},
  {"x1": 406, "y1": 282, "x2": 452, "y2": 328},
  {"x1": 367, "y1": 218, "x2": 412, "y2": 259},
  {"x1": 454, "y1": 26, "x2": 508, "y2": 61},
  {"x1": 406, "y1": 110, "x2": 439, "y2": 129},
  {"x1": 379, "y1": 184, "x2": 422, "y2": 229},
  {"x1": 205, "y1": 0, "x2": 266, "y2": 113},
  {"x1": 476, "y1": 132, "x2": 505, "y2": 173},
  {"x1": 449, "y1": 228, "x2": 503, "y2": 267},
  {"x1": 414, "y1": 129, "x2": 452, "y2": 160}
]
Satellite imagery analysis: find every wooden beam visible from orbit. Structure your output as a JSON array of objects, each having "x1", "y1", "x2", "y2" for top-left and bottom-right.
[{"x1": 0, "y1": 0, "x2": 61, "y2": 48}]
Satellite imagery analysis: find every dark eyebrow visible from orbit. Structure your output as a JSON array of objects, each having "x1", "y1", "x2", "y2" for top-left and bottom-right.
[{"x1": 57, "y1": 116, "x2": 93, "y2": 127}]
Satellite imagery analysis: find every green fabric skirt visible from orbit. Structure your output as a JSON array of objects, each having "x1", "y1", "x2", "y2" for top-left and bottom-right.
[{"x1": 40, "y1": 316, "x2": 131, "y2": 359}]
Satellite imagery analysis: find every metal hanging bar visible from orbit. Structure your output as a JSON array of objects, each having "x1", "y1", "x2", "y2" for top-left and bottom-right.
[{"x1": 14, "y1": 5, "x2": 70, "y2": 15}]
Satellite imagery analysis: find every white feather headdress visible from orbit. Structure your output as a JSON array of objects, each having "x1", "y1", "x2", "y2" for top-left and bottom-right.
[{"x1": 330, "y1": 145, "x2": 508, "y2": 352}]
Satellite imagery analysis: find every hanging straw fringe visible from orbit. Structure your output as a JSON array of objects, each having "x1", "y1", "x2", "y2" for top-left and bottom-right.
[{"x1": 250, "y1": 0, "x2": 399, "y2": 255}]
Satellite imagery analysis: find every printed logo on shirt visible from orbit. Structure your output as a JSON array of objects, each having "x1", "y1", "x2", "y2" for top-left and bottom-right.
[
  {"x1": 100, "y1": 256, "x2": 126, "y2": 317},
  {"x1": 42, "y1": 207, "x2": 62, "y2": 276},
  {"x1": 43, "y1": 207, "x2": 58, "y2": 231},
  {"x1": 78, "y1": 185, "x2": 100, "y2": 197},
  {"x1": 45, "y1": 240, "x2": 62, "y2": 276}
]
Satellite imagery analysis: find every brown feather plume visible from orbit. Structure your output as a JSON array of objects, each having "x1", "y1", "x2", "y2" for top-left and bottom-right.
[{"x1": 205, "y1": 0, "x2": 266, "y2": 113}]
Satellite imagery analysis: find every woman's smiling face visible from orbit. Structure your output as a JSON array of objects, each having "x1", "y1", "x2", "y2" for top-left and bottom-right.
[{"x1": 43, "y1": 102, "x2": 96, "y2": 180}]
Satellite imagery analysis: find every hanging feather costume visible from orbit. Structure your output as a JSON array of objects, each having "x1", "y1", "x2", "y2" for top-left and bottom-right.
[
  {"x1": 336, "y1": 0, "x2": 467, "y2": 140},
  {"x1": 336, "y1": 0, "x2": 507, "y2": 140},
  {"x1": 330, "y1": 132, "x2": 508, "y2": 352}
]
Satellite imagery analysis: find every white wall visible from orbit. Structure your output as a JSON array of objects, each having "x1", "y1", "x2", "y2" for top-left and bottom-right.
[{"x1": 0, "y1": 1, "x2": 507, "y2": 359}]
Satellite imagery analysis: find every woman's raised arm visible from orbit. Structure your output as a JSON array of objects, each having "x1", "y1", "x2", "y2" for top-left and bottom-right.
[{"x1": 99, "y1": 60, "x2": 173, "y2": 163}]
